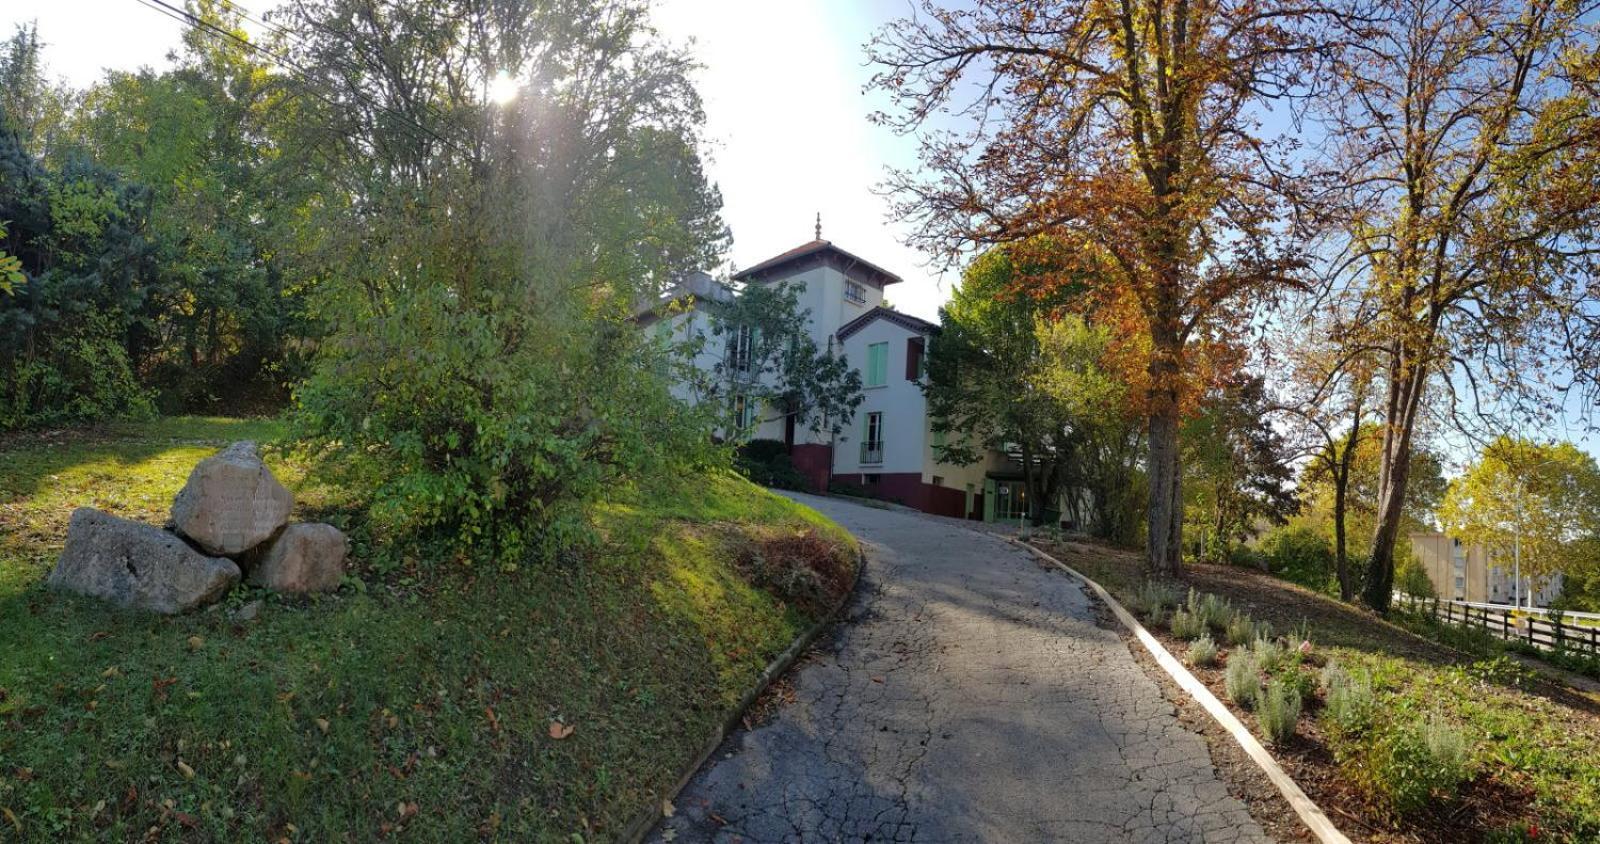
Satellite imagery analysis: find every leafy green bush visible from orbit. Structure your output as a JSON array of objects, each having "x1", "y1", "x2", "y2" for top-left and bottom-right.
[
  {"x1": 735, "y1": 439, "x2": 808, "y2": 490},
  {"x1": 1275, "y1": 666, "x2": 1317, "y2": 705},
  {"x1": 1229, "y1": 544, "x2": 1269, "y2": 570},
  {"x1": 0, "y1": 313, "x2": 154, "y2": 430},
  {"x1": 1170, "y1": 608, "x2": 1207, "y2": 640},
  {"x1": 1395, "y1": 552, "x2": 1437, "y2": 598},
  {"x1": 1262, "y1": 522, "x2": 1335, "y2": 593},
  {"x1": 1256, "y1": 679, "x2": 1302, "y2": 745},
  {"x1": 1226, "y1": 652, "x2": 1262, "y2": 708},
  {"x1": 1361, "y1": 717, "x2": 1475, "y2": 815},
  {"x1": 293, "y1": 285, "x2": 719, "y2": 565},
  {"x1": 1187, "y1": 635, "x2": 1219, "y2": 667}
]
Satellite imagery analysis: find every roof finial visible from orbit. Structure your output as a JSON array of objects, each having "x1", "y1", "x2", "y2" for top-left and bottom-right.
[{"x1": 815, "y1": 212, "x2": 822, "y2": 242}]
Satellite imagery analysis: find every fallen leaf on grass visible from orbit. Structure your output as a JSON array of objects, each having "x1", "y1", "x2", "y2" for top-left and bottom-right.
[
  {"x1": 548, "y1": 721, "x2": 575, "y2": 740},
  {"x1": 484, "y1": 706, "x2": 500, "y2": 733},
  {"x1": 186, "y1": 635, "x2": 205, "y2": 652},
  {"x1": 88, "y1": 631, "x2": 110, "y2": 642},
  {"x1": 2, "y1": 807, "x2": 19, "y2": 834},
  {"x1": 176, "y1": 760, "x2": 195, "y2": 780},
  {"x1": 662, "y1": 799, "x2": 675, "y2": 817},
  {"x1": 315, "y1": 718, "x2": 330, "y2": 734},
  {"x1": 152, "y1": 676, "x2": 178, "y2": 703}
]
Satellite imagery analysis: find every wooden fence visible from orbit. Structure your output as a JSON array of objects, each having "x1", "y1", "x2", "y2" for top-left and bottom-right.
[{"x1": 1393, "y1": 593, "x2": 1600, "y2": 656}]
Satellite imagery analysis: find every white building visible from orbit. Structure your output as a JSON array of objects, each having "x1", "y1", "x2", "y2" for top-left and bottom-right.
[{"x1": 639, "y1": 230, "x2": 1018, "y2": 521}]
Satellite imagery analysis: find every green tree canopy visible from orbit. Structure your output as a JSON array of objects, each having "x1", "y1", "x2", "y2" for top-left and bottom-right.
[
  {"x1": 1183, "y1": 373, "x2": 1297, "y2": 561},
  {"x1": 1439, "y1": 437, "x2": 1600, "y2": 584},
  {"x1": 1299, "y1": 425, "x2": 1447, "y2": 544},
  {"x1": 926, "y1": 239, "x2": 1142, "y2": 535},
  {"x1": 697, "y1": 281, "x2": 863, "y2": 440}
]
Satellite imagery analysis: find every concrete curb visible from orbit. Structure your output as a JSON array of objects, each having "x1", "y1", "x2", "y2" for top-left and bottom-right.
[
  {"x1": 1010, "y1": 538, "x2": 1353, "y2": 844},
  {"x1": 618, "y1": 542, "x2": 868, "y2": 844}
]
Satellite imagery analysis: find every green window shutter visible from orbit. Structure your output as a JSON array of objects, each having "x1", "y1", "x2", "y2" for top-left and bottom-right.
[{"x1": 867, "y1": 342, "x2": 888, "y2": 386}]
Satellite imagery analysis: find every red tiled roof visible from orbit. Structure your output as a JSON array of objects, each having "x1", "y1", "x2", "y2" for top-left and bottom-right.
[
  {"x1": 836, "y1": 306, "x2": 939, "y2": 341},
  {"x1": 731, "y1": 239, "x2": 903, "y2": 286}
]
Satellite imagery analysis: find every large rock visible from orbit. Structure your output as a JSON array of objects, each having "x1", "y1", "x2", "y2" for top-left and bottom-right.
[
  {"x1": 48, "y1": 508, "x2": 240, "y2": 613},
  {"x1": 170, "y1": 441, "x2": 293, "y2": 557},
  {"x1": 248, "y1": 522, "x2": 347, "y2": 594}
]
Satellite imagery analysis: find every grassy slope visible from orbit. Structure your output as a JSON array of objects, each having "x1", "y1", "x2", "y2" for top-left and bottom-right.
[
  {"x1": 0, "y1": 418, "x2": 854, "y2": 842},
  {"x1": 1034, "y1": 538, "x2": 1600, "y2": 842}
]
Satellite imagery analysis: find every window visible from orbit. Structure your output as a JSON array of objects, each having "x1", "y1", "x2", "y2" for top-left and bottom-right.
[
  {"x1": 730, "y1": 325, "x2": 754, "y2": 374},
  {"x1": 905, "y1": 336, "x2": 926, "y2": 380},
  {"x1": 845, "y1": 281, "x2": 867, "y2": 305},
  {"x1": 866, "y1": 342, "x2": 888, "y2": 387},
  {"x1": 861, "y1": 412, "x2": 884, "y2": 464},
  {"x1": 931, "y1": 475, "x2": 944, "y2": 487},
  {"x1": 733, "y1": 394, "x2": 755, "y2": 429}
]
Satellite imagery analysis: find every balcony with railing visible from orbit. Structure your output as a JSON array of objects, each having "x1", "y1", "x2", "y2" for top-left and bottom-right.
[{"x1": 860, "y1": 442, "x2": 884, "y2": 465}]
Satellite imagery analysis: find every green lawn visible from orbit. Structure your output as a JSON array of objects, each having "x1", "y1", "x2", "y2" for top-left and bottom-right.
[{"x1": 0, "y1": 417, "x2": 854, "y2": 841}]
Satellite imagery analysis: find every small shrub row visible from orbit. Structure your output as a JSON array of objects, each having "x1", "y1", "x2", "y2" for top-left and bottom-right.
[
  {"x1": 1318, "y1": 659, "x2": 1475, "y2": 816},
  {"x1": 1257, "y1": 679, "x2": 1302, "y2": 745},
  {"x1": 1187, "y1": 635, "x2": 1219, "y2": 667},
  {"x1": 1171, "y1": 608, "x2": 1207, "y2": 640}
]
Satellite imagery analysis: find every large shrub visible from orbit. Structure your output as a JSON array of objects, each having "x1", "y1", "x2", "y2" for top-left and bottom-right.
[
  {"x1": 1262, "y1": 522, "x2": 1336, "y2": 593},
  {"x1": 294, "y1": 286, "x2": 718, "y2": 564},
  {"x1": 1357, "y1": 717, "x2": 1475, "y2": 815},
  {"x1": 1395, "y1": 550, "x2": 1436, "y2": 598},
  {"x1": 735, "y1": 439, "x2": 809, "y2": 491},
  {"x1": 0, "y1": 313, "x2": 152, "y2": 429}
]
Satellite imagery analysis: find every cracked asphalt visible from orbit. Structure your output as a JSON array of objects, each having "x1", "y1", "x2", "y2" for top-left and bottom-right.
[{"x1": 650, "y1": 493, "x2": 1272, "y2": 843}]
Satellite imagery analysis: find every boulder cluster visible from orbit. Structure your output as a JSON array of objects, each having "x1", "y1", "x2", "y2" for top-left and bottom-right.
[{"x1": 48, "y1": 441, "x2": 346, "y2": 614}]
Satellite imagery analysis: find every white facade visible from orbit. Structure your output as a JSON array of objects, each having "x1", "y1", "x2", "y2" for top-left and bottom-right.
[{"x1": 641, "y1": 237, "x2": 1010, "y2": 519}]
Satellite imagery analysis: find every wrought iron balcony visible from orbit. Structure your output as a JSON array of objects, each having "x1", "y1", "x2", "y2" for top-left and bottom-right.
[{"x1": 860, "y1": 443, "x2": 884, "y2": 465}]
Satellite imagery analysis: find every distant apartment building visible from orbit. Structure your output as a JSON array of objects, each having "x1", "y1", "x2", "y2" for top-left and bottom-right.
[
  {"x1": 636, "y1": 231, "x2": 1020, "y2": 521},
  {"x1": 1408, "y1": 531, "x2": 1563, "y2": 606}
]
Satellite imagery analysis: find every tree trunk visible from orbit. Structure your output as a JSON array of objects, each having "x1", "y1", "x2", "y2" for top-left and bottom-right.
[
  {"x1": 1332, "y1": 476, "x2": 1350, "y2": 601},
  {"x1": 1147, "y1": 406, "x2": 1183, "y2": 575},
  {"x1": 1146, "y1": 323, "x2": 1184, "y2": 576},
  {"x1": 1364, "y1": 353, "x2": 1426, "y2": 612},
  {"x1": 1021, "y1": 440, "x2": 1039, "y2": 525},
  {"x1": 1332, "y1": 394, "x2": 1365, "y2": 602}
]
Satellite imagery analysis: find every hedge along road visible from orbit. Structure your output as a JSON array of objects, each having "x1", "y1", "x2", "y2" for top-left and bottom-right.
[{"x1": 651, "y1": 493, "x2": 1271, "y2": 843}]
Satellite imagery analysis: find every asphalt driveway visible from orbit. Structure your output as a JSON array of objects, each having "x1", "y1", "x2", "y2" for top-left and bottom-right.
[{"x1": 651, "y1": 493, "x2": 1271, "y2": 843}]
